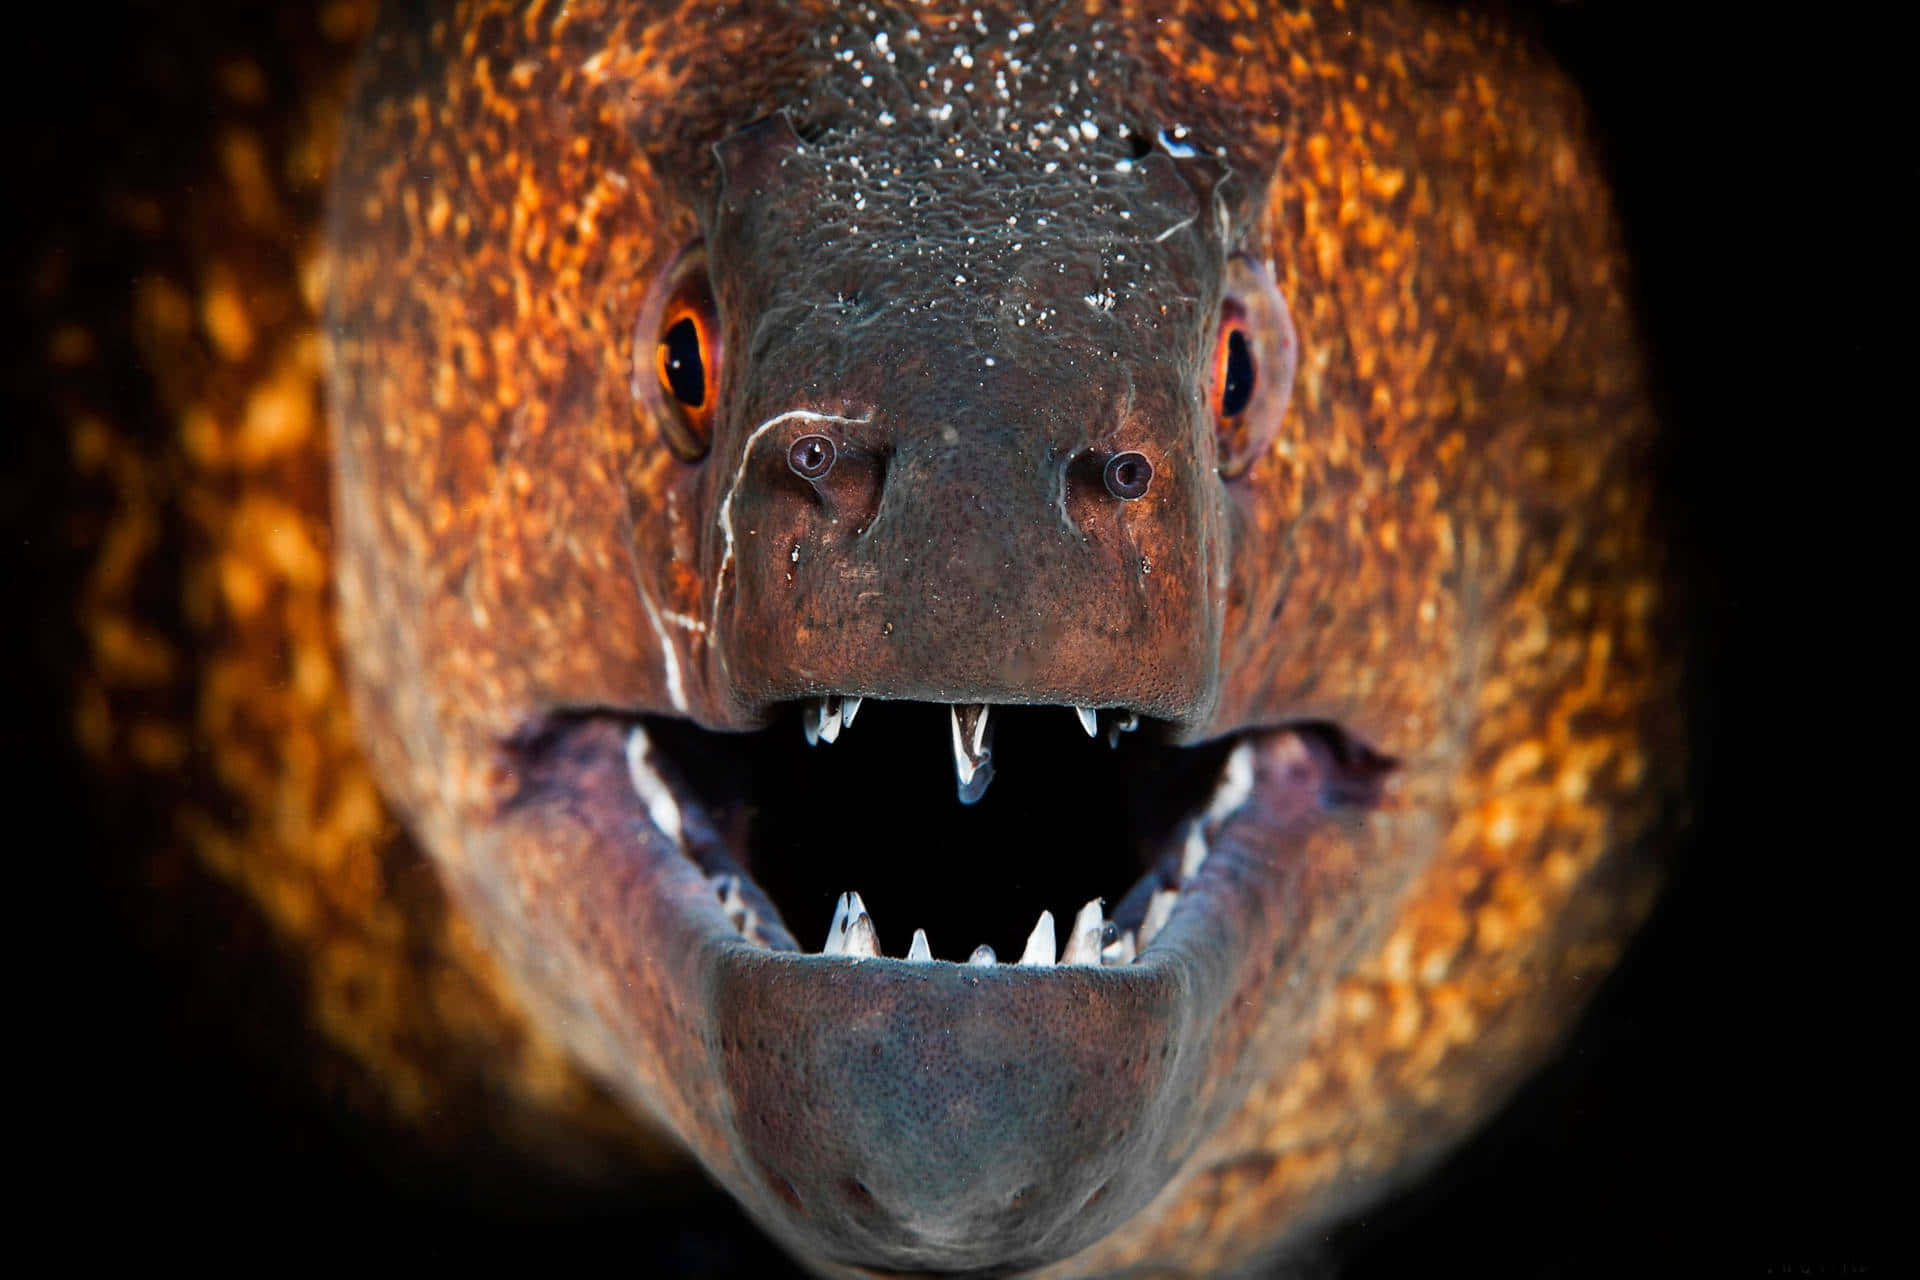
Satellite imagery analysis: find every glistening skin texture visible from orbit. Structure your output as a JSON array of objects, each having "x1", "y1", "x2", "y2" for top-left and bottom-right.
[
  {"x1": 323, "y1": 1, "x2": 1675, "y2": 1272},
  {"x1": 61, "y1": 0, "x2": 1674, "y2": 1274}
]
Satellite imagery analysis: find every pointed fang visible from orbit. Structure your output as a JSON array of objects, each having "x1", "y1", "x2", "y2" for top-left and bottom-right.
[
  {"x1": 844, "y1": 912, "x2": 880, "y2": 958},
  {"x1": 817, "y1": 696, "x2": 843, "y2": 744},
  {"x1": 841, "y1": 695, "x2": 863, "y2": 728},
  {"x1": 950, "y1": 703, "x2": 996, "y2": 804},
  {"x1": 824, "y1": 890, "x2": 866, "y2": 953},
  {"x1": 1063, "y1": 899, "x2": 1106, "y2": 965},
  {"x1": 1139, "y1": 889, "x2": 1178, "y2": 950},
  {"x1": 1180, "y1": 823, "x2": 1209, "y2": 883},
  {"x1": 716, "y1": 875, "x2": 749, "y2": 927},
  {"x1": 1074, "y1": 705, "x2": 1098, "y2": 737},
  {"x1": 1020, "y1": 910, "x2": 1058, "y2": 965},
  {"x1": 824, "y1": 892, "x2": 851, "y2": 952},
  {"x1": 1206, "y1": 740, "x2": 1257, "y2": 824},
  {"x1": 625, "y1": 728, "x2": 685, "y2": 849},
  {"x1": 907, "y1": 928, "x2": 932, "y2": 962}
]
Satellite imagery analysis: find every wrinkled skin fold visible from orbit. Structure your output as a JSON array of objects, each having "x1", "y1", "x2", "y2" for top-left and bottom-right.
[{"x1": 323, "y1": 1, "x2": 1677, "y2": 1274}]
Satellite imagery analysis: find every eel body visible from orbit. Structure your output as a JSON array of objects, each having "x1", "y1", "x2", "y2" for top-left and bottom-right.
[{"x1": 59, "y1": 1, "x2": 1678, "y2": 1274}]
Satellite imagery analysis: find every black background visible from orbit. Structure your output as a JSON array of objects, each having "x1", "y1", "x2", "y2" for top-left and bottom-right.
[{"x1": 6, "y1": 1, "x2": 1885, "y2": 1272}]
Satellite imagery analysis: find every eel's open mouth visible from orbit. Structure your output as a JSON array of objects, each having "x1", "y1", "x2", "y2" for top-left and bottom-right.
[
  {"x1": 642, "y1": 700, "x2": 1256, "y2": 966},
  {"x1": 503, "y1": 700, "x2": 1393, "y2": 1271}
]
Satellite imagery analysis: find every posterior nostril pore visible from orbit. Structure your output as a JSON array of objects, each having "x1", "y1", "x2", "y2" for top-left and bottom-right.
[
  {"x1": 789, "y1": 434, "x2": 836, "y2": 481},
  {"x1": 1104, "y1": 451, "x2": 1153, "y2": 500}
]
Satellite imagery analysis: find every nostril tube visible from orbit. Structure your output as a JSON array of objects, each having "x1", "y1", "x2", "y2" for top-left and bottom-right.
[
  {"x1": 789, "y1": 434, "x2": 837, "y2": 481},
  {"x1": 1104, "y1": 451, "x2": 1153, "y2": 500}
]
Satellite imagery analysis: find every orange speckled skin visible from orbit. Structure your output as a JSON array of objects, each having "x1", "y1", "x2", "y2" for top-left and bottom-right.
[{"x1": 57, "y1": 1, "x2": 1677, "y2": 1274}]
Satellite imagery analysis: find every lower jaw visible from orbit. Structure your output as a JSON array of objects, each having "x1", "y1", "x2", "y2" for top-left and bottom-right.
[{"x1": 478, "y1": 712, "x2": 1392, "y2": 1273}]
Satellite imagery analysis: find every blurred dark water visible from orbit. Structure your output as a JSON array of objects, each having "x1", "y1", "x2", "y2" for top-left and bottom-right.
[{"x1": 5, "y1": 2, "x2": 1879, "y2": 1272}]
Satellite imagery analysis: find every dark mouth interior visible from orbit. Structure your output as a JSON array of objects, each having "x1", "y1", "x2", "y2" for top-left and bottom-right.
[{"x1": 644, "y1": 703, "x2": 1238, "y2": 960}]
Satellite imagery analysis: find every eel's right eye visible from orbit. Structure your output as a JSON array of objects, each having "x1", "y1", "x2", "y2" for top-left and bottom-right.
[
  {"x1": 636, "y1": 247, "x2": 721, "y2": 462},
  {"x1": 1213, "y1": 323, "x2": 1256, "y2": 420},
  {"x1": 1211, "y1": 253, "x2": 1299, "y2": 480}
]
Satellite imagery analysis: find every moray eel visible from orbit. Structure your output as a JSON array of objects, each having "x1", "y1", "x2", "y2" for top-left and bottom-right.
[{"x1": 62, "y1": 0, "x2": 1677, "y2": 1274}]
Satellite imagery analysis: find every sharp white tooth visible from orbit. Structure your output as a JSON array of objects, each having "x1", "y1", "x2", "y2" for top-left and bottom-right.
[
  {"x1": 1062, "y1": 899, "x2": 1106, "y2": 965},
  {"x1": 802, "y1": 702, "x2": 822, "y2": 746},
  {"x1": 817, "y1": 696, "x2": 842, "y2": 744},
  {"x1": 716, "y1": 875, "x2": 749, "y2": 925},
  {"x1": 949, "y1": 708, "x2": 976, "y2": 784},
  {"x1": 1205, "y1": 740, "x2": 1256, "y2": 826},
  {"x1": 949, "y1": 704, "x2": 996, "y2": 804},
  {"x1": 823, "y1": 891, "x2": 859, "y2": 953},
  {"x1": 1019, "y1": 910, "x2": 1058, "y2": 965},
  {"x1": 625, "y1": 728, "x2": 685, "y2": 848},
  {"x1": 1139, "y1": 889, "x2": 1178, "y2": 950},
  {"x1": 968, "y1": 944, "x2": 997, "y2": 965},
  {"x1": 841, "y1": 695, "x2": 863, "y2": 728},
  {"x1": 1074, "y1": 705, "x2": 1098, "y2": 737},
  {"x1": 1179, "y1": 823, "x2": 1209, "y2": 883},
  {"x1": 1105, "y1": 709, "x2": 1139, "y2": 749},
  {"x1": 844, "y1": 911, "x2": 880, "y2": 958},
  {"x1": 906, "y1": 928, "x2": 933, "y2": 962},
  {"x1": 1101, "y1": 931, "x2": 1137, "y2": 965}
]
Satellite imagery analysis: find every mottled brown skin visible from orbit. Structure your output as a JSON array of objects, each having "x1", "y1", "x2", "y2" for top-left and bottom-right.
[{"x1": 62, "y1": 0, "x2": 1676, "y2": 1275}]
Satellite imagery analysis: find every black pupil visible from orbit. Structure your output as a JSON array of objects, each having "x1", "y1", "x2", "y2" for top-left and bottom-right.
[
  {"x1": 661, "y1": 317, "x2": 705, "y2": 408},
  {"x1": 1220, "y1": 328, "x2": 1255, "y2": 417}
]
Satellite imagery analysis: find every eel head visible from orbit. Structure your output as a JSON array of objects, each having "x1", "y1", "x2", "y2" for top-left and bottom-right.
[{"x1": 326, "y1": 3, "x2": 1671, "y2": 1273}]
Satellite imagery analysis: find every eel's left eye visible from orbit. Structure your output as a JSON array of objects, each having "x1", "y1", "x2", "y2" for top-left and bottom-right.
[
  {"x1": 659, "y1": 315, "x2": 707, "y2": 408},
  {"x1": 653, "y1": 293, "x2": 718, "y2": 458},
  {"x1": 634, "y1": 246, "x2": 721, "y2": 462}
]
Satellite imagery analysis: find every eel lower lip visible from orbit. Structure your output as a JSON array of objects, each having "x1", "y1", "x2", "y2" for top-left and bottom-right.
[{"x1": 497, "y1": 708, "x2": 1389, "y2": 1273}]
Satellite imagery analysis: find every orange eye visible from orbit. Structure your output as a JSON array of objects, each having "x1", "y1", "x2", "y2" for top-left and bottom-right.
[
  {"x1": 1212, "y1": 320, "x2": 1256, "y2": 420},
  {"x1": 1210, "y1": 255, "x2": 1298, "y2": 479},
  {"x1": 635, "y1": 248, "x2": 720, "y2": 462},
  {"x1": 657, "y1": 302, "x2": 712, "y2": 410}
]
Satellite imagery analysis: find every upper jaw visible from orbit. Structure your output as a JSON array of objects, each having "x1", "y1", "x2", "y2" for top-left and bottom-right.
[
  {"x1": 706, "y1": 617, "x2": 1223, "y2": 740},
  {"x1": 479, "y1": 711, "x2": 1393, "y2": 1273}
]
